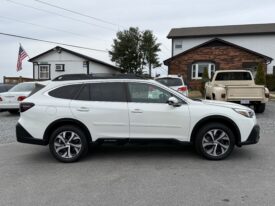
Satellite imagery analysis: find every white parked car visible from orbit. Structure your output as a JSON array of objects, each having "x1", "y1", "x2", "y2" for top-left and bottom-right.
[
  {"x1": 16, "y1": 74, "x2": 259, "y2": 162},
  {"x1": 0, "y1": 81, "x2": 49, "y2": 114},
  {"x1": 155, "y1": 75, "x2": 189, "y2": 96}
]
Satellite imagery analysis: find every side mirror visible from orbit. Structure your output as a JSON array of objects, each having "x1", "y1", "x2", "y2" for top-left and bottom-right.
[{"x1": 167, "y1": 97, "x2": 181, "y2": 107}]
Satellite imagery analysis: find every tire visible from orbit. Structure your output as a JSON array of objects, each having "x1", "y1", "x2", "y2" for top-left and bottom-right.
[
  {"x1": 254, "y1": 103, "x2": 265, "y2": 113},
  {"x1": 49, "y1": 125, "x2": 89, "y2": 163},
  {"x1": 195, "y1": 123, "x2": 235, "y2": 160},
  {"x1": 8, "y1": 110, "x2": 19, "y2": 114}
]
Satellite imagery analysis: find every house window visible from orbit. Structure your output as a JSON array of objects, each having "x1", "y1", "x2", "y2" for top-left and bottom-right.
[
  {"x1": 55, "y1": 64, "x2": 65, "y2": 72},
  {"x1": 191, "y1": 62, "x2": 215, "y2": 80},
  {"x1": 39, "y1": 65, "x2": 50, "y2": 79},
  {"x1": 175, "y1": 44, "x2": 182, "y2": 49}
]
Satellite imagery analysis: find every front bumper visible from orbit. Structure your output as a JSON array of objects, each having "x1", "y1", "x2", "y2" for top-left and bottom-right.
[
  {"x1": 16, "y1": 123, "x2": 48, "y2": 145},
  {"x1": 240, "y1": 124, "x2": 260, "y2": 145}
]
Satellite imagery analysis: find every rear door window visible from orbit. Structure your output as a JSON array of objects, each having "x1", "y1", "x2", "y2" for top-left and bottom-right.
[
  {"x1": 48, "y1": 84, "x2": 82, "y2": 100},
  {"x1": 90, "y1": 82, "x2": 126, "y2": 102}
]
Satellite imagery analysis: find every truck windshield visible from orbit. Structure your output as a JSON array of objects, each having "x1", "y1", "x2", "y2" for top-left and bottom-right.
[
  {"x1": 215, "y1": 72, "x2": 252, "y2": 81},
  {"x1": 156, "y1": 78, "x2": 183, "y2": 86}
]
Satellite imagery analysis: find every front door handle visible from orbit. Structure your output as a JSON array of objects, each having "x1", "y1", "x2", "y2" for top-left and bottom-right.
[
  {"x1": 77, "y1": 107, "x2": 90, "y2": 112},
  {"x1": 131, "y1": 109, "x2": 143, "y2": 113}
]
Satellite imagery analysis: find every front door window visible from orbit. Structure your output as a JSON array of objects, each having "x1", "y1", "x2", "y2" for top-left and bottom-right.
[{"x1": 128, "y1": 82, "x2": 175, "y2": 104}]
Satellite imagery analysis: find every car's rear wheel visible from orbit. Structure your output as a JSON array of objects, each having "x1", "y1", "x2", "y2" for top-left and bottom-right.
[
  {"x1": 195, "y1": 123, "x2": 235, "y2": 160},
  {"x1": 49, "y1": 125, "x2": 88, "y2": 163}
]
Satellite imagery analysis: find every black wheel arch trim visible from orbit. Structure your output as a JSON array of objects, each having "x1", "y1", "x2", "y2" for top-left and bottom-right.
[
  {"x1": 190, "y1": 115, "x2": 241, "y2": 146},
  {"x1": 43, "y1": 118, "x2": 92, "y2": 144}
]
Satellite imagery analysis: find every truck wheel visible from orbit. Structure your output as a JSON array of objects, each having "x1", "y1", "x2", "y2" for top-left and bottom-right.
[
  {"x1": 254, "y1": 103, "x2": 265, "y2": 113},
  {"x1": 195, "y1": 123, "x2": 235, "y2": 160},
  {"x1": 212, "y1": 94, "x2": 215, "y2": 100}
]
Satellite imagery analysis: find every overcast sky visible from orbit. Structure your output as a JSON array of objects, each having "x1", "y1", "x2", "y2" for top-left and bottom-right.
[{"x1": 1, "y1": 0, "x2": 275, "y2": 82}]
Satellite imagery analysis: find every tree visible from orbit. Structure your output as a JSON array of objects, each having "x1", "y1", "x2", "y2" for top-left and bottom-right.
[
  {"x1": 109, "y1": 27, "x2": 142, "y2": 74},
  {"x1": 255, "y1": 63, "x2": 266, "y2": 85},
  {"x1": 140, "y1": 30, "x2": 161, "y2": 77},
  {"x1": 109, "y1": 27, "x2": 161, "y2": 75}
]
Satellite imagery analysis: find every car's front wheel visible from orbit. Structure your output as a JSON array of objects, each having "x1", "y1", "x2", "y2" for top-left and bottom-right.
[
  {"x1": 195, "y1": 123, "x2": 235, "y2": 160},
  {"x1": 49, "y1": 125, "x2": 88, "y2": 163}
]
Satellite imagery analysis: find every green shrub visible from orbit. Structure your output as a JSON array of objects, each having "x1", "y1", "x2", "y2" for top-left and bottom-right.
[
  {"x1": 266, "y1": 74, "x2": 275, "y2": 91},
  {"x1": 255, "y1": 63, "x2": 266, "y2": 85},
  {"x1": 200, "y1": 68, "x2": 209, "y2": 96}
]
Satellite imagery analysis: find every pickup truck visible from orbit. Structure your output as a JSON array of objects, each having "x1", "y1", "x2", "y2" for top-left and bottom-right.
[{"x1": 205, "y1": 70, "x2": 269, "y2": 113}]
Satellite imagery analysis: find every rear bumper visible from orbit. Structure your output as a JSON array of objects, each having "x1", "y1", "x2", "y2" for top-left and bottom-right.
[
  {"x1": 240, "y1": 124, "x2": 260, "y2": 146},
  {"x1": 16, "y1": 123, "x2": 47, "y2": 145},
  {"x1": 0, "y1": 103, "x2": 19, "y2": 110}
]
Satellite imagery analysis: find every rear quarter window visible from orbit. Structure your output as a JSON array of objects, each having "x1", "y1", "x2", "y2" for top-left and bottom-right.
[{"x1": 48, "y1": 84, "x2": 82, "y2": 100}]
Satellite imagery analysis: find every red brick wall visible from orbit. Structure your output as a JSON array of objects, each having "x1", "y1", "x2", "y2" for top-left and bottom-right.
[{"x1": 167, "y1": 45, "x2": 267, "y2": 90}]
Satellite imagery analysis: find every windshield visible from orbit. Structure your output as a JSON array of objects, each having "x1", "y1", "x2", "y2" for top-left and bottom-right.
[
  {"x1": 156, "y1": 78, "x2": 183, "y2": 86},
  {"x1": 215, "y1": 72, "x2": 252, "y2": 81},
  {"x1": 28, "y1": 83, "x2": 46, "y2": 96},
  {"x1": 8, "y1": 83, "x2": 35, "y2": 92}
]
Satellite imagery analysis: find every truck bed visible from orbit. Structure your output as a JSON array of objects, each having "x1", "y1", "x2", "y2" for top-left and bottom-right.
[{"x1": 226, "y1": 86, "x2": 265, "y2": 101}]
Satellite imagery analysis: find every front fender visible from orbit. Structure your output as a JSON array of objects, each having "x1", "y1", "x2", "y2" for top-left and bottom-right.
[{"x1": 212, "y1": 87, "x2": 226, "y2": 100}]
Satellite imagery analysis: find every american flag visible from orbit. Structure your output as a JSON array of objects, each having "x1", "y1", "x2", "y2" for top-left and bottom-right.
[{"x1": 17, "y1": 44, "x2": 28, "y2": 72}]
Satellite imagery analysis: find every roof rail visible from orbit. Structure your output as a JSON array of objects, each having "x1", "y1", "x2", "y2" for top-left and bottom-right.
[{"x1": 52, "y1": 73, "x2": 151, "y2": 81}]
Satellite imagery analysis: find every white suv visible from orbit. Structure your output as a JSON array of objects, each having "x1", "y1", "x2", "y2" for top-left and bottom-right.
[
  {"x1": 16, "y1": 74, "x2": 260, "y2": 162},
  {"x1": 155, "y1": 75, "x2": 188, "y2": 96}
]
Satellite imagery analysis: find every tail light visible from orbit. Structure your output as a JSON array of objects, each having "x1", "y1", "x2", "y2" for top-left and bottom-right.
[
  {"x1": 17, "y1": 96, "x2": 27, "y2": 101},
  {"x1": 20, "y1": 103, "x2": 35, "y2": 113},
  {"x1": 178, "y1": 86, "x2": 188, "y2": 92}
]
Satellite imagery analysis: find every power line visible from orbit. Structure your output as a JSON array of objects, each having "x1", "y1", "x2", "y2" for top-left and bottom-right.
[
  {"x1": 33, "y1": 0, "x2": 122, "y2": 29},
  {"x1": 5, "y1": 0, "x2": 117, "y2": 32},
  {"x1": 0, "y1": 15, "x2": 107, "y2": 42},
  {"x1": 0, "y1": 32, "x2": 108, "y2": 52}
]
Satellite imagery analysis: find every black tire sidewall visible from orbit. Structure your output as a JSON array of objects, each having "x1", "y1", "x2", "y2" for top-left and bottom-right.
[
  {"x1": 49, "y1": 125, "x2": 88, "y2": 163},
  {"x1": 255, "y1": 103, "x2": 265, "y2": 113},
  {"x1": 195, "y1": 123, "x2": 235, "y2": 160}
]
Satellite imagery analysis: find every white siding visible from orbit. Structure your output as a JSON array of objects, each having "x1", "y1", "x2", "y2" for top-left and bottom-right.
[
  {"x1": 172, "y1": 35, "x2": 275, "y2": 74},
  {"x1": 89, "y1": 61, "x2": 119, "y2": 74},
  {"x1": 32, "y1": 50, "x2": 118, "y2": 79}
]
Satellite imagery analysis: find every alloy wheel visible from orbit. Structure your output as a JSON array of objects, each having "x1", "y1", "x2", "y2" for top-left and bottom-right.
[
  {"x1": 202, "y1": 129, "x2": 230, "y2": 157},
  {"x1": 54, "y1": 131, "x2": 82, "y2": 159}
]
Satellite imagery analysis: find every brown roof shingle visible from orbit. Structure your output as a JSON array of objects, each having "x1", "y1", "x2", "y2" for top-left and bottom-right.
[{"x1": 167, "y1": 23, "x2": 275, "y2": 38}]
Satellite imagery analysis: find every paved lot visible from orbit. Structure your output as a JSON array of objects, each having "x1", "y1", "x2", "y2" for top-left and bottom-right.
[{"x1": 0, "y1": 102, "x2": 275, "y2": 206}]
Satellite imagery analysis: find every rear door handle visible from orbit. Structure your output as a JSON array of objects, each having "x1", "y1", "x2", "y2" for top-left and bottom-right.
[
  {"x1": 131, "y1": 109, "x2": 143, "y2": 113},
  {"x1": 77, "y1": 107, "x2": 90, "y2": 112}
]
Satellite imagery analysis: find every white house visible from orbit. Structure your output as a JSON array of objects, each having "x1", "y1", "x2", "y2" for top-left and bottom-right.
[
  {"x1": 166, "y1": 23, "x2": 275, "y2": 75},
  {"x1": 29, "y1": 46, "x2": 120, "y2": 80}
]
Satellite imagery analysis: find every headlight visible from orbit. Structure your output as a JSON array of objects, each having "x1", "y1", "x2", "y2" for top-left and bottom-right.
[{"x1": 233, "y1": 108, "x2": 254, "y2": 118}]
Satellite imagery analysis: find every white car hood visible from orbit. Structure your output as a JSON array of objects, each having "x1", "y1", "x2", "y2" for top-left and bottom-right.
[{"x1": 200, "y1": 100, "x2": 252, "y2": 110}]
